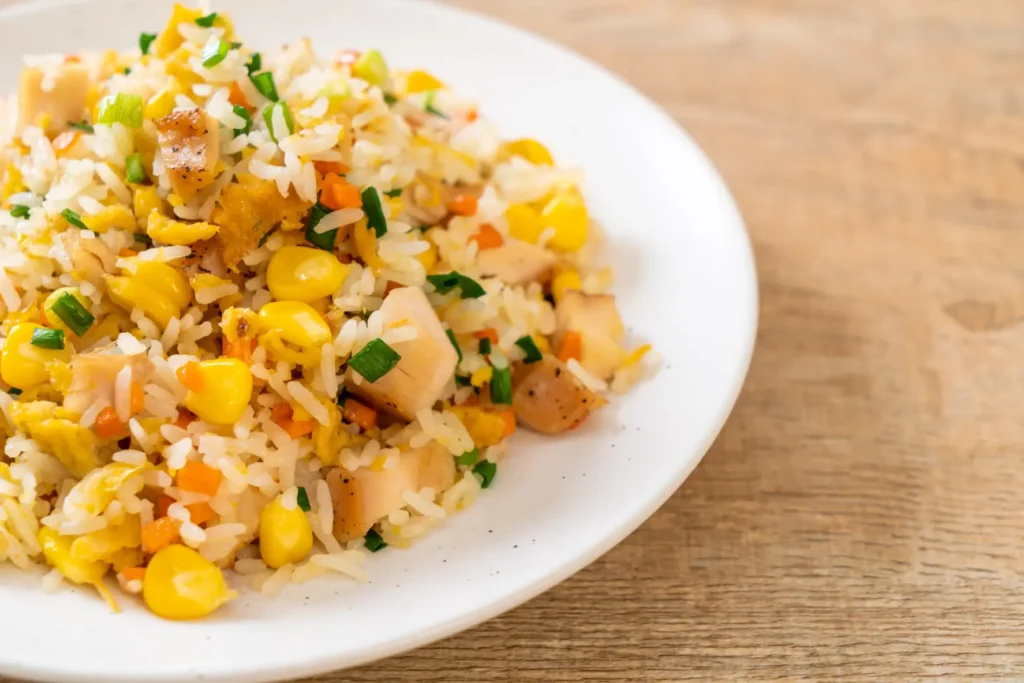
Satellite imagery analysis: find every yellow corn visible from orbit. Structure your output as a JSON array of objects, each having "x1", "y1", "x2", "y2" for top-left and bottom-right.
[
  {"x1": 105, "y1": 261, "x2": 192, "y2": 328},
  {"x1": 143, "y1": 544, "x2": 235, "y2": 620},
  {"x1": 132, "y1": 186, "x2": 166, "y2": 231},
  {"x1": 83, "y1": 205, "x2": 135, "y2": 234},
  {"x1": 266, "y1": 246, "x2": 348, "y2": 303},
  {"x1": 551, "y1": 270, "x2": 582, "y2": 303},
  {"x1": 1, "y1": 164, "x2": 24, "y2": 204},
  {"x1": 504, "y1": 203, "x2": 545, "y2": 244},
  {"x1": 352, "y1": 218, "x2": 384, "y2": 272},
  {"x1": 541, "y1": 189, "x2": 589, "y2": 252},
  {"x1": 405, "y1": 70, "x2": 443, "y2": 94},
  {"x1": 184, "y1": 357, "x2": 253, "y2": 425},
  {"x1": 470, "y1": 366, "x2": 493, "y2": 388},
  {"x1": 0, "y1": 323, "x2": 73, "y2": 389},
  {"x1": 501, "y1": 138, "x2": 554, "y2": 166},
  {"x1": 448, "y1": 405, "x2": 507, "y2": 448},
  {"x1": 146, "y1": 212, "x2": 218, "y2": 246},
  {"x1": 415, "y1": 241, "x2": 438, "y2": 273},
  {"x1": 259, "y1": 494, "x2": 314, "y2": 569},
  {"x1": 144, "y1": 85, "x2": 180, "y2": 120},
  {"x1": 533, "y1": 334, "x2": 551, "y2": 354},
  {"x1": 257, "y1": 301, "x2": 332, "y2": 366}
]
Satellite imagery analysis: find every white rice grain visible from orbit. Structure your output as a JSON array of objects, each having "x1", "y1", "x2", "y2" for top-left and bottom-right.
[
  {"x1": 114, "y1": 364, "x2": 133, "y2": 423},
  {"x1": 286, "y1": 381, "x2": 330, "y2": 425}
]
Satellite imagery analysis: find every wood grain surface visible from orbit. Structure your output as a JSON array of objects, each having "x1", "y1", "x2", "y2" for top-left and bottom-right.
[{"x1": 4, "y1": 0, "x2": 1022, "y2": 680}]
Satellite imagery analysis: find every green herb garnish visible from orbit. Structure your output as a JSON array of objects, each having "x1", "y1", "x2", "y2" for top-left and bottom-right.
[
  {"x1": 262, "y1": 101, "x2": 294, "y2": 142},
  {"x1": 361, "y1": 187, "x2": 387, "y2": 237},
  {"x1": 201, "y1": 39, "x2": 231, "y2": 68},
  {"x1": 473, "y1": 459, "x2": 497, "y2": 488},
  {"x1": 60, "y1": 209, "x2": 89, "y2": 230},
  {"x1": 296, "y1": 486, "x2": 311, "y2": 512},
  {"x1": 30, "y1": 327, "x2": 64, "y2": 350},
  {"x1": 348, "y1": 338, "x2": 401, "y2": 383},
  {"x1": 133, "y1": 232, "x2": 153, "y2": 247},
  {"x1": 424, "y1": 90, "x2": 449, "y2": 119},
  {"x1": 426, "y1": 272, "x2": 485, "y2": 299},
  {"x1": 445, "y1": 328, "x2": 462, "y2": 363},
  {"x1": 7, "y1": 387, "x2": 22, "y2": 396},
  {"x1": 478, "y1": 337, "x2": 491, "y2": 356},
  {"x1": 250, "y1": 71, "x2": 278, "y2": 102},
  {"x1": 304, "y1": 202, "x2": 336, "y2": 251},
  {"x1": 68, "y1": 121, "x2": 94, "y2": 134},
  {"x1": 454, "y1": 374, "x2": 472, "y2": 387},
  {"x1": 246, "y1": 52, "x2": 262, "y2": 74},
  {"x1": 125, "y1": 153, "x2": 145, "y2": 184},
  {"x1": 232, "y1": 105, "x2": 252, "y2": 136},
  {"x1": 364, "y1": 528, "x2": 387, "y2": 552},
  {"x1": 9, "y1": 205, "x2": 30, "y2": 219},
  {"x1": 515, "y1": 335, "x2": 543, "y2": 364},
  {"x1": 96, "y1": 93, "x2": 144, "y2": 128},
  {"x1": 384, "y1": 188, "x2": 402, "y2": 198},
  {"x1": 489, "y1": 364, "x2": 512, "y2": 405},
  {"x1": 49, "y1": 292, "x2": 94, "y2": 337},
  {"x1": 456, "y1": 449, "x2": 479, "y2": 467},
  {"x1": 383, "y1": 93, "x2": 397, "y2": 106},
  {"x1": 195, "y1": 12, "x2": 218, "y2": 27},
  {"x1": 258, "y1": 227, "x2": 276, "y2": 247},
  {"x1": 139, "y1": 32, "x2": 157, "y2": 56}
]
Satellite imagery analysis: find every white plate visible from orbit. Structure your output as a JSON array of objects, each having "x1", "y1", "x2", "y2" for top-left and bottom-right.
[{"x1": 0, "y1": 0, "x2": 757, "y2": 680}]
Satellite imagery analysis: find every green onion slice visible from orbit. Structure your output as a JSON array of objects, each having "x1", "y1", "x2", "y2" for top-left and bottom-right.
[
  {"x1": 478, "y1": 337, "x2": 491, "y2": 356},
  {"x1": 60, "y1": 209, "x2": 89, "y2": 230},
  {"x1": 232, "y1": 105, "x2": 252, "y2": 136},
  {"x1": 250, "y1": 71, "x2": 279, "y2": 102},
  {"x1": 68, "y1": 121, "x2": 94, "y2": 134},
  {"x1": 383, "y1": 93, "x2": 397, "y2": 106},
  {"x1": 125, "y1": 153, "x2": 145, "y2": 184},
  {"x1": 515, "y1": 335, "x2": 543, "y2": 364},
  {"x1": 201, "y1": 39, "x2": 231, "y2": 68},
  {"x1": 296, "y1": 486, "x2": 311, "y2": 512},
  {"x1": 361, "y1": 187, "x2": 387, "y2": 237},
  {"x1": 9, "y1": 205, "x2": 30, "y2": 219},
  {"x1": 364, "y1": 528, "x2": 388, "y2": 552},
  {"x1": 305, "y1": 202, "x2": 336, "y2": 251},
  {"x1": 454, "y1": 374, "x2": 471, "y2": 387},
  {"x1": 424, "y1": 90, "x2": 449, "y2": 119},
  {"x1": 7, "y1": 387, "x2": 22, "y2": 396},
  {"x1": 349, "y1": 339, "x2": 402, "y2": 383},
  {"x1": 139, "y1": 32, "x2": 157, "y2": 55},
  {"x1": 456, "y1": 448, "x2": 479, "y2": 467},
  {"x1": 246, "y1": 53, "x2": 262, "y2": 74},
  {"x1": 195, "y1": 12, "x2": 218, "y2": 27},
  {"x1": 426, "y1": 272, "x2": 485, "y2": 299},
  {"x1": 133, "y1": 232, "x2": 153, "y2": 247},
  {"x1": 473, "y1": 459, "x2": 497, "y2": 489},
  {"x1": 96, "y1": 93, "x2": 144, "y2": 128},
  {"x1": 50, "y1": 292, "x2": 94, "y2": 337},
  {"x1": 384, "y1": 188, "x2": 402, "y2": 198},
  {"x1": 30, "y1": 327, "x2": 64, "y2": 350},
  {"x1": 262, "y1": 101, "x2": 294, "y2": 143},
  {"x1": 445, "y1": 328, "x2": 462, "y2": 363},
  {"x1": 258, "y1": 227, "x2": 276, "y2": 247},
  {"x1": 489, "y1": 364, "x2": 512, "y2": 405}
]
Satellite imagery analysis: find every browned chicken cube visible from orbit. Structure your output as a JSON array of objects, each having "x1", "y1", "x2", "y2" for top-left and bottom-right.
[
  {"x1": 155, "y1": 108, "x2": 221, "y2": 198},
  {"x1": 475, "y1": 239, "x2": 556, "y2": 286},
  {"x1": 16, "y1": 64, "x2": 90, "y2": 134},
  {"x1": 512, "y1": 355, "x2": 603, "y2": 434}
]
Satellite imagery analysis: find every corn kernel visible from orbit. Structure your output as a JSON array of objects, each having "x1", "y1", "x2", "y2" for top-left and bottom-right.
[
  {"x1": 501, "y1": 138, "x2": 553, "y2": 166},
  {"x1": 259, "y1": 494, "x2": 314, "y2": 569},
  {"x1": 405, "y1": 70, "x2": 443, "y2": 94},
  {"x1": 257, "y1": 301, "x2": 332, "y2": 366},
  {"x1": 551, "y1": 270, "x2": 582, "y2": 303},
  {"x1": 105, "y1": 261, "x2": 192, "y2": 329},
  {"x1": 184, "y1": 357, "x2": 253, "y2": 425},
  {"x1": 470, "y1": 366, "x2": 493, "y2": 388},
  {"x1": 266, "y1": 246, "x2": 348, "y2": 303},
  {"x1": 541, "y1": 189, "x2": 588, "y2": 252},
  {"x1": 504, "y1": 203, "x2": 544, "y2": 244},
  {"x1": 42, "y1": 287, "x2": 91, "y2": 334},
  {"x1": 0, "y1": 323, "x2": 73, "y2": 389},
  {"x1": 39, "y1": 527, "x2": 108, "y2": 586},
  {"x1": 143, "y1": 544, "x2": 235, "y2": 620}
]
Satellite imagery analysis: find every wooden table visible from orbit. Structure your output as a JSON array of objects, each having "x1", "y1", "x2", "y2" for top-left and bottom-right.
[{"x1": 4, "y1": 0, "x2": 1022, "y2": 680}]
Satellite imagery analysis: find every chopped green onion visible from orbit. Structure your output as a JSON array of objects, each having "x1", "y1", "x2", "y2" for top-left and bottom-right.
[
  {"x1": 125, "y1": 153, "x2": 145, "y2": 184},
  {"x1": 454, "y1": 374, "x2": 472, "y2": 387},
  {"x1": 96, "y1": 93, "x2": 144, "y2": 128},
  {"x1": 262, "y1": 101, "x2": 294, "y2": 142},
  {"x1": 515, "y1": 335, "x2": 543, "y2": 364},
  {"x1": 305, "y1": 202, "x2": 336, "y2": 251},
  {"x1": 133, "y1": 232, "x2": 153, "y2": 247},
  {"x1": 246, "y1": 52, "x2": 262, "y2": 74},
  {"x1": 139, "y1": 32, "x2": 157, "y2": 55},
  {"x1": 230, "y1": 41, "x2": 243, "y2": 50},
  {"x1": 9, "y1": 205, "x2": 30, "y2": 219},
  {"x1": 68, "y1": 121, "x2": 94, "y2": 134},
  {"x1": 49, "y1": 292, "x2": 94, "y2": 337},
  {"x1": 296, "y1": 486, "x2": 311, "y2": 512},
  {"x1": 361, "y1": 187, "x2": 387, "y2": 237},
  {"x1": 30, "y1": 327, "x2": 64, "y2": 350},
  {"x1": 352, "y1": 49, "x2": 389, "y2": 87},
  {"x1": 383, "y1": 93, "x2": 397, "y2": 106},
  {"x1": 490, "y1": 364, "x2": 512, "y2": 405},
  {"x1": 456, "y1": 448, "x2": 479, "y2": 467},
  {"x1": 426, "y1": 272, "x2": 486, "y2": 299},
  {"x1": 201, "y1": 39, "x2": 231, "y2": 68},
  {"x1": 123, "y1": 67, "x2": 131, "y2": 75},
  {"x1": 7, "y1": 387, "x2": 22, "y2": 396},
  {"x1": 424, "y1": 90, "x2": 449, "y2": 119},
  {"x1": 250, "y1": 71, "x2": 278, "y2": 102},
  {"x1": 60, "y1": 209, "x2": 88, "y2": 230},
  {"x1": 473, "y1": 459, "x2": 497, "y2": 489},
  {"x1": 384, "y1": 188, "x2": 403, "y2": 198},
  {"x1": 349, "y1": 338, "x2": 401, "y2": 383},
  {"x1": 232, "y1": 105, "x2": 252, "y2": 136},
  {"x1": 195, "y1": 12, "x2": 218, "y2": 27},
  {"x1": 478, "y1": 337, "x2": 491, "y2": 356},
  {"x1": 258, "y1": 227, "x2": 276, "y2": 247},
  {"x1": 364, "y1": 528, "x2": 387, "y2": 552},
  {"x1": 445, "y1": 328, "x2": 462, "y2": 363}
]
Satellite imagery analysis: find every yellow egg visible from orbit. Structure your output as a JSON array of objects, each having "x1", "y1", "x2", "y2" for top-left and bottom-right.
[
  {"x1": 184, "y1": 358, "x2": 253, "y2": 425},
  {"x1": 143, "y1": 544, "x2": 235, "y2": 620},
  {"x1": 504, "y1": 203, "x2": 544, "y2": 244},
  {"x1": 405, "y1": 70, "x2": 443, "y2": 94},
  {"x1": 146, "y1": 212, "x2": 219, "y2": 246},
  {"x1": 0, "y1": 322, "x2": 73, "y2": 389},
  {"x1": 105, "y1": 261, "x2": 192, "y2": 329},
  {"x1": 259, "y1": 494, "x2": 314, "y2": 569},
  {"x1": 551, "y1": 270, "x2": 582, "y2": 303},
  {"x1": 39, "y1": 527, "x2": 108, "y2": 586},
  {"x1": 415, "y1": 241, "x2": 438, "y2": 273},
  {"x1": 502, "y1": 138, "x2": 553, "y2": 166},
  {"x1": 266, "y1": 246, "x2": 348, "y2": 303},
  {"x1": 541, "y1": 190, "x2": 589, "y2": 252}
]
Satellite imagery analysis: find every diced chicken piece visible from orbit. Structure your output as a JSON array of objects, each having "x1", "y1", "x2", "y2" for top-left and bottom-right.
[
  {"x1": 512, "y1": 355, "x2": 603, "y2": 434},
  {"x1": 326, "y1": 443, "x2": 455, "y2": 541},
  {"x1": 16, "y1": 63, "x2": 90, "y2": 134},
  {"x1": 347, "y1": 287, "x2": 458, "y2": 420},
  {"x1": 155, "y1": 108, "x2": 221, "y2": 198},
  {"x1": 476, "y1": 239, "x2": 557, "y2": 286},
  {"x1": 63, "y1": 351, "x2": 155, "y2": 416},
  {"x1": 555, "y1": 290, "x2": 626, "y2": 379}
]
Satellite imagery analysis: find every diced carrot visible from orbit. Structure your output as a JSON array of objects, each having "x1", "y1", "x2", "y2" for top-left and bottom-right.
[
  {"x1": 336, "y1": 49, "x2": 361, "y2": 67},
  {"x1": 557, "y1": 330, "x2": 582, "y2": 363},
  {"x1": 313, "y1": 160, "x2": 350, "y2": 176},
  {"x1": 271, "y1": 401, "x2": 293, "y2": 425},
  {"x1": 223, "y1": 336, "x2": 256, "y2": 364},
  {"x1": 228, "y1": 81, "x2": 253, "y2": 113},
  {"x1": 284, "y1": 418, "x2": 316, "y2": 438},
  {"x1": 120, "y1": 566, "x2": 146, "y2": 582},
  {"x1": 499, "y1": 410, "x2": 516, "y2": 438},
  {"x1": 343, "y1": 398, "x2": 377, "y2": 431},
  {"x1": 129, "y1": 381, "x2": 145, "y2": 415},
  {"x1": 51, "y1": 130, "x2": 80, "y2": 155},
  {"x1": 465, "y1": 108, "x2": 478, "y2": 122},
  {"x1": 118, "y1": 247, "x2": 136, "y2": 257},
  {"x1": 64, "y1": 55, "x2": 81, "y2": 64},
  {"x1": 384, "y1": 280, "x2": 402, "y2": 295},
  {"x1": 174, "y1": 409, "x2": 194, "y2": 429},
  {"x1": 176, "y1": 461, "x2": 222, "y2": 496},
  {"x1": 447, "y1": 193, "x2": 478, "y2": 216},
  {"x1": 155, "y1": 494, "x2": 175, "y2": 519},
  {"x1": 141, "y1": 517, "x2": 180, "y2": 554},
  {"x1": 471, "y1": 224, "x2": 503, "y2": 251},
  {"x1": 321, "y1": 173, "x2": 362, "y2": 210},
  {"x1": 175, "y1": 361, "x2": 204, "y2": 392},
  {"x1": 473, "y1": 328, "x2": 499, "y2": 344},
  {"x1": 186, "y1": 502, "x2": 216, "y2": 526},
  {"x1": 94, "y1": 406, "x2": 128, "y2": 439}
]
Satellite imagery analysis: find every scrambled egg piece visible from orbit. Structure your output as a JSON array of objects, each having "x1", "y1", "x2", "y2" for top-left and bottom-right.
[
  {"x1": 447, "y1": 405, "x2": 507, "y2": 448},
  {"x1": 10, "y1": 401, "x2": 102, "y2": 477},
  {"x1": 147, "y1": 211, "x2": 219, "y2": 245},
  {"x1": 211, "y1": 175, "x2": 312, "y2": 269},
  {"x1": 83, "y1": 205, "x2": 135, "y2": 234},
  {"x1": 70, "y1": 515, "x2": 140, "y2": 564},
  {"x1": 153, "y1": 4, "x2": 235, "y2": 58}
]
